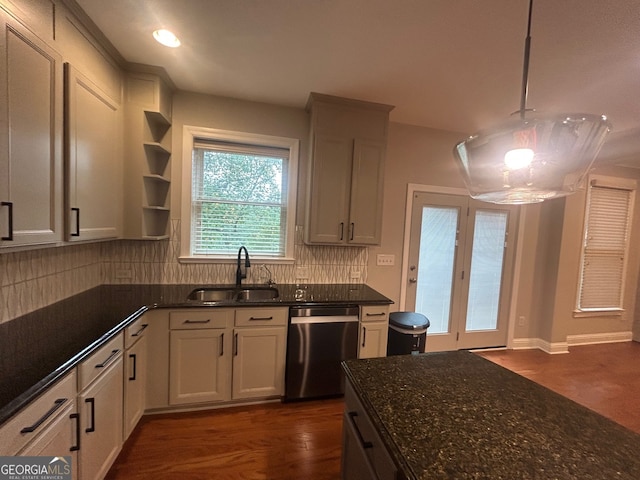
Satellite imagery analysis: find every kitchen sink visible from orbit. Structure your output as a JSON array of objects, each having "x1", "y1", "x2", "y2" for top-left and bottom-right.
[
  {"x1": 187, "y1": 286, "x2": 279, "y2": 303},
  {"x1": 235, "y1": 287, "x2": 279, "y2": 301}
]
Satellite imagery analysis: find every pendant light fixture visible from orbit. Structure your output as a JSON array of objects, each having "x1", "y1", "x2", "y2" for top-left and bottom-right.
[{"x1": 453, "y1": 0, "x2": 611, "y2": 204}]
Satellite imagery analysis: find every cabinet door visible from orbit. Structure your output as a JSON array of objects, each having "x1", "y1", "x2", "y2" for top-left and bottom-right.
[
  {"x1": 78, "y1": 355, "x2": 123, "y2": 480},
  {"x1": 18, "y1": 402, "x2": 78, "y2": 480},
  {"x1": 169, "y1": 329, "x2": 231, "y2": 405},
  {"x1": 65, "y1": 63, "x2": 121, "y2": 241},
  {"x1": 341, "y1": 411, "x2": 377, "y2": 480},
  {"x1": 232, "y1": 327, "x2": 286, "y2": 400},
  {"x1": 306, "y1": 134, "x2": 352, "y2": 244},
  {"x1": 124, "y1": 334, "x2": 146, "y2": 439},
  {"x1": 348, "y1": 139, "x2": 385, "y2": 245},
  {"x1": 0, "y1": 10, "x2": 62, "y2": 247},
  {"x1": 358, "y1": 321, "x2": 388, "y2": 359}
]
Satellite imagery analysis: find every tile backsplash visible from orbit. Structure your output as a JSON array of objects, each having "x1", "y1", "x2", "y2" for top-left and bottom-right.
[{"x1": 1, "y1": 221, "x2": 368, "y2": 324}]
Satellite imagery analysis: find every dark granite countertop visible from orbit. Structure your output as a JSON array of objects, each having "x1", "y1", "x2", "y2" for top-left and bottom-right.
[
  {"x1": 0, "y1": 283, "x2": 391, "y2": 425},
  {"x1": 343, "y1": 351, "x2": 640, "y2": 480}
]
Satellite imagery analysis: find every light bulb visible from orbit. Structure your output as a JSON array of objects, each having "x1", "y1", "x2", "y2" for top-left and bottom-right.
[
  {"x1": 504, "y1": 148, "x2": 534, "y2": 170},
  {"x1": 153, "y1": 29, "x2": 181, "y2": 48}
]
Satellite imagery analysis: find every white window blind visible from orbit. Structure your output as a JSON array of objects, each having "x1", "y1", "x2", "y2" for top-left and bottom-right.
[
  {"x1": 191, "y1": 139, "x2": 290, "y2": 257},
  {"x1": 578, "y1": 183, "x2": 634, "y2": 311}
]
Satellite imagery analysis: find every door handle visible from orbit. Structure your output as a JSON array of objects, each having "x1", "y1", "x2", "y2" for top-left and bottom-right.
[
  {"x1": 409, "y1": 278, "x2": 417, "y2": 283},
  {"x1": 85, "y1": 398, "x2": 95, "y2": 433},
  {"x1": 129, "y1": 353, "x2": 137, "y2": 381},
  {"x1": 1, "y1": 201, "x2": 13, "y2": 241},
  {"x1": 71, "y1": 207, "x2": 80, "y2": 237}
]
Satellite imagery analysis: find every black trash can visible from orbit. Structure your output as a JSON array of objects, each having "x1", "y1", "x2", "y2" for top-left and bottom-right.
[{"x1": 386, "y1": 312, "x2": 430, "y2": 356}]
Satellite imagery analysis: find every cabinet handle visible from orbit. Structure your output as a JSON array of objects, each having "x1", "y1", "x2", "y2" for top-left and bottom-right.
[
  {"x1": 220, "y1": 333, "x2": 224, "y2": 356},
  {"x1": 95, "y1": 349, "x2": 120, "y2": 369},
  {"x1": 85, "y1": 398, "x2": 95, "y2": 433},
  {"x1": 71, "y1": 207, "x2": 80, "y2": 237},
  {"x1": 339, "y1": 222, "x2": 344, "y2": 241},
  {"x1": 131, "y1": 323, "x2": 149, "y2": 337},
  {"x1": 362, "y1": 326, "x2": 367, "y2": 347},
  {"x1": 1, "y1": 201, "x2": 13, "y2": 241},
  {"x1": 348, "y1": 411, "x2": 373, "y2": 449},
  {"x1": 70, "y1": 413, "x2": 80, "y2": 451},
  {"x1": 249, "y1": 316, "x2": 273, "y2": 321},
  {"x1": 234, "y1": 333, "x2": 238, "y2": 356},
  {"x1": 20, "y1": 398, "x2": 67, "y2": 434},
  {"x1": 183, "y1": 319, "x2": 211, "y2": 324},
  {"x1": 129, "y1": 353, "x2": 137, "y2": 381},
  {"x1": 350, "y1": 222, "x2": 355, "y2": 241},
  {"x1": 365, "y1": 312, "x2": 386, "y2": 317}
]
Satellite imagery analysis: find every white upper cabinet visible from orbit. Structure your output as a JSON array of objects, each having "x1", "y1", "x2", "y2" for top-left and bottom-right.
[
  {"x1": 0, "y1": 7, "x2": 63, "y2": 248},
  {"x1": 305, "y1": 93, "x2": 393, "y2": 246},
  {"x1": 64, "y1": 63, "x2": 122, "y2": 241}
]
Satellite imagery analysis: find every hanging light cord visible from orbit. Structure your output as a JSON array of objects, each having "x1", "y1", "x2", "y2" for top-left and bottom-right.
[{"x1": 518, "y1": 0, "x2": 534, "y2": 119}]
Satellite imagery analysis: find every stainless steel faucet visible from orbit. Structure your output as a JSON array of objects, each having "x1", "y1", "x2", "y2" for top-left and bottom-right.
[{"x1": 236, "y1": 246, "x2": 251, "y2": 286}]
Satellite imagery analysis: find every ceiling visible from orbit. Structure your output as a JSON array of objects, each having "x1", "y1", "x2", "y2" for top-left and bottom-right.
[{"x1": 74, "y1": 0, "x2": 640, "y2": 167}]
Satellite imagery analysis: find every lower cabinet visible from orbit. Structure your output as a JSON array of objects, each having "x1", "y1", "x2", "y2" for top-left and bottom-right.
[
  {"x1": 123, "y1": 317, "x2": 148, "y2": 438},
  {"x1": 358, "y1": 305, "x2": 390, "y2": 358},
  {"x1": 168, "y1": 307, "x2": 287, "y2": 407},
  {"x1": 342, "y1": 380, "x2": 398, "y2": 480},
  {"x1": 77, "y1": 335, "x2": 124, "y2": 480}
]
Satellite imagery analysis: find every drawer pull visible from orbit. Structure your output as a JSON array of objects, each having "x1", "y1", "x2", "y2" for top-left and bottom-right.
[
  {"x1": 85, "y1": 398, "x2": 95, "y2": 433},
  {"x1": 20, "y1": 398, "x2": 67, "y2": 434},
  {"x1": 70, "y1": 413, "x2": 80, "y2": 451},
  {"x1": 131, "y1": 323, "x2": 149, "y2": 337},
  {"x1": 365, "y1": 312, "x2": 386, "y2": 317},
  {"x1": 183, "y1": 319, "x2": 211, "y2": 324},
  {"x1": 249, "y1": 316, "x2": 273, "y2": 321},
  {"x1": 95, "y1": 349, "x2": 120, "y2": 369},
  {"x1": 348, "y1": 411, "x2": 373, "y2": 449}
]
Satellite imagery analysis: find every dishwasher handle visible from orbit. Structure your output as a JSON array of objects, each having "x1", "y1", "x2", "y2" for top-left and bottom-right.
[{"x1": 290, "y1": 315, "x2": 359, "y2": 325}]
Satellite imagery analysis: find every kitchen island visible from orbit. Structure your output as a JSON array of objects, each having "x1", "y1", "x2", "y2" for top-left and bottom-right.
[{"x1": 342, "y1": 351, "x2": 640, "y2": 480}]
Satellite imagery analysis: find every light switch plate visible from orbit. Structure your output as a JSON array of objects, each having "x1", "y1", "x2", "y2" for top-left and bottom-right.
[{"x1": 376, "y1": 254, "x2": 395, "y2": 266}]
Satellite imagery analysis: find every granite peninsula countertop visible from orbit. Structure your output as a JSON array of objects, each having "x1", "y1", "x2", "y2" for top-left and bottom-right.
[
  {"x1": 1, "y1": 283, "x2": 391, "y2": 425},
  {"x1": 343, "y1": 351, "x2": 640, "y2": 480}
]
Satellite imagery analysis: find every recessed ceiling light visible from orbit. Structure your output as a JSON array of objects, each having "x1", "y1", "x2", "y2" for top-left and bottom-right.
[{"x1": 153, "y1": 29, "x2": 181, "y2": 48}]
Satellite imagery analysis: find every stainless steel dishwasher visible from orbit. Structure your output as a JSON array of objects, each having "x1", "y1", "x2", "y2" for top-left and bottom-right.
[{"x1": 285, "y1": 305, "x2": 359, "y2": 401}]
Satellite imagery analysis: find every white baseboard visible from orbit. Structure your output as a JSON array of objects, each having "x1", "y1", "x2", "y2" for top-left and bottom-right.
[
  {"x1": 511, "y1": 331, "x2": 633, "y2": 354},
  {"x1": 566, "y1": 331, "x2": 633, "y2": 346}
]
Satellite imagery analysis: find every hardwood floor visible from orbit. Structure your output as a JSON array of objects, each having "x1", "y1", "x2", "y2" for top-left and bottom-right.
[
  {"x1": 477, "y1": 341, "x2": 640, "y2": 434},
  {"x1": 107, "y1": 342, "x2": 640, "y2": 479},
  {"x1": 106, "y1": 398, "x2": 344, "y2": 480}
]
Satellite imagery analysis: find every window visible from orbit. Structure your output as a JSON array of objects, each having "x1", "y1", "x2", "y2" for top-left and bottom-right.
[
  {"x1": 577, "y1": 177, "x2": 635, "y2": 312},
  {"x1": 181, "y1": 127, "x2": 298, "y2": 261}
]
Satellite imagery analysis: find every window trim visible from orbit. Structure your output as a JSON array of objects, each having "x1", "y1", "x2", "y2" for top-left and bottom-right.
[
  {"x1": 180, "y1": 125, "x2": 299, "y2": 263},
  {"x1": 574, "y1": 174, "x2": 636, "y2": 315}
]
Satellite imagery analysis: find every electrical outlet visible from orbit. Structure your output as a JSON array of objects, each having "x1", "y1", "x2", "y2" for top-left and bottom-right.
[
  {"x1": 376, "y1": 254, "x2": 395, "y2": 266},
  {"x1": 115, "y1": 268, "x2": 132, "y2": 279},
  {"x1": 518, "y1": 315, "x2": 526, "y2": 326},
  {"x1": 350, "y1": 269, "x2": 361, "y2": 280},
  {"x1": 295, "y1": 266, "x2": 309, "y2": 280}
]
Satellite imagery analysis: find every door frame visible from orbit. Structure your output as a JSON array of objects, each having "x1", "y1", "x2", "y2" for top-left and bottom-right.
[{"x1": 400, "y1": 183, "x2": 527, "y2": 350}]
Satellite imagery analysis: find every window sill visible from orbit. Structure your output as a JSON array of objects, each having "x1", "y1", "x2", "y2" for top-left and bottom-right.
[
  {"x1": 179, "y1": 255, "x2": 295, "y2": 265},
  {"x1": 573, "y1": 309, "x2": 624, "y2": 318}
]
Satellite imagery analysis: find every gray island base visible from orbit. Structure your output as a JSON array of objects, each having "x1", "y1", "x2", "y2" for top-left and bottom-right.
[{"x1": 342, "y1": 351, "x2": 640, "y2": 480}]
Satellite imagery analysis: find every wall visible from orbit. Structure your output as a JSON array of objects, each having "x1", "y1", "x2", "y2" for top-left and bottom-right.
[{"x1": 365, "y1": 122, "x2": 465, "y2": 305}]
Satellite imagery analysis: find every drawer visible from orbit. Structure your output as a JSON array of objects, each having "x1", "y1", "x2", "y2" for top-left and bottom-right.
[
  {"x1": 235, "y1": 307, "x2": 288, "y2": 327},
  {"x1": 124, "y1": 315, "x2": 149, "y2": 349},
  {"x1": 78, "y1": 333, "x2": 124, "y2": 391},
  {"x1": 169, "y1": 309, "x2": 234, "y2": 330},
  {"x1": 0, "y1": 370, "x2": 76, "y2": 455},
  {"x1": 344, "y1": 381, "x2": 398, "y2": 480},
  {"x1": 361, "y1": 305, "x2": 389, "y2": 323}
]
